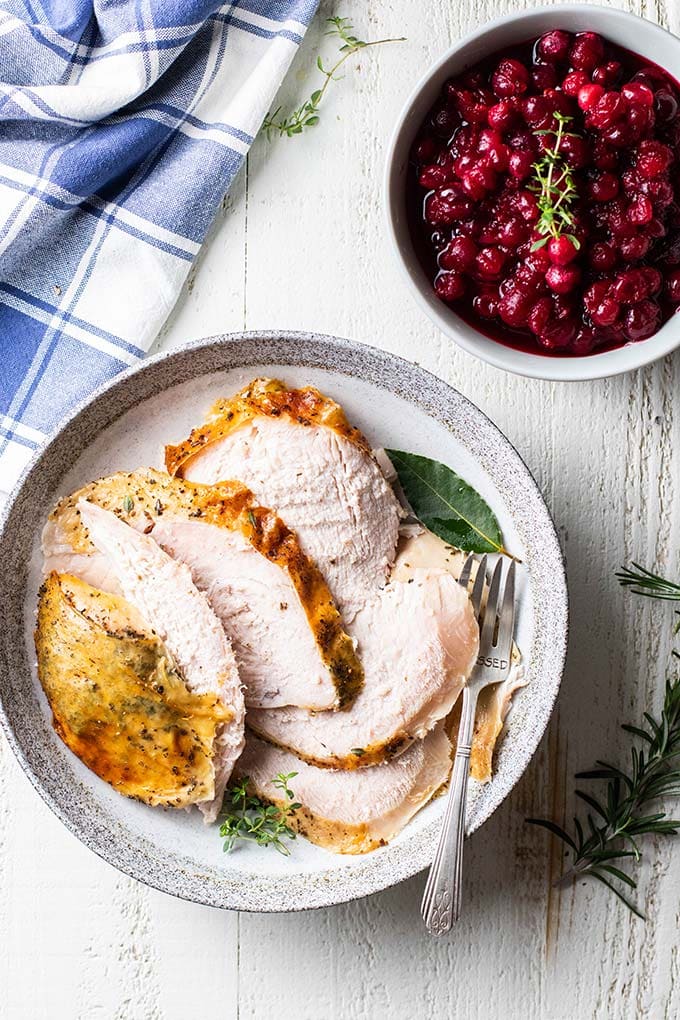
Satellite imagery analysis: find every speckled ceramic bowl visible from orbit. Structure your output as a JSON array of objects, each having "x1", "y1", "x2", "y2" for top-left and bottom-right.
[{"x1": 0, "y1": 332, "x2": 567, "y2": 911}]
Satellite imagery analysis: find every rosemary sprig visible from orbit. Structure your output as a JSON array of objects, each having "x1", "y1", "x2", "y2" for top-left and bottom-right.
[
  {"x1": 219, "y1": 772, "x2": 302, "y2": 855},
  {"x1": 262, "y1": 17, "x2": 405, "y2": 138},
  {"x1": 529, "y1": 112, "x2": 581, "y2": 252},
  {"x1": 616, "y1": 562, "x2": 680, "y2": 602},
  {"x1": 528, "y1": 566, "x2": 680, "y2": 917}
]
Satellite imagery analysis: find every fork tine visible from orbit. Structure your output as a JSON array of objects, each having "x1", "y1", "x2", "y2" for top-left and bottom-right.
[
  {"x1": 470, "y1": 554, "x2": 487, "y2": 615},
  {"x1": 458, "y1": 554, "x2": 474, "y2": 590},
  {"x1": 495, "y1": 560, "x2": 516, "y2": 657},
  {"x1": 479, "y1": 558, "x2": 504, "y2": 649}
]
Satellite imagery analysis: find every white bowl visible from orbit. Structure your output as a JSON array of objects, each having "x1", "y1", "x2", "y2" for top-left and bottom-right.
[{"x1": 385, "y1": 4, "x2": 680, "y2": 381}]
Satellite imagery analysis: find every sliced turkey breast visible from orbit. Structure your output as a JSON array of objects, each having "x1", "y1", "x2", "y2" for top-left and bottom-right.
[
  {"x1": 77, "y1": 501, "x2": 245, "y2": 821},
  {"x1": 36, "y1": 574, "x2": 234, "y2": 811},
  {"x1": 43, "y1": 469, "x2": 362, "y2": 711},
  {"x1": 237, "y1": 726, "x2": 452, "y2": 854},
  {"x1": 394, "y1": 525, "x2": 525, "y2": 781},
  {"x1": 164, "y1": 378, "x2": 402, "y2": 620},
  {"x1": 247, "y1": 568, "x2": 479, "y2": 769}
]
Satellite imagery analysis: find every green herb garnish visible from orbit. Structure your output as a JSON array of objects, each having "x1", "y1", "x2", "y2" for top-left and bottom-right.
[
  {"x1": 529, "y1": 112, "x2": 581, "y2": 253},
  {"x1": 220, "y1": 773, "x2": 301, "y2": 856},
  {"x1": 386, "y1": 449, "x2": 511, "y2": 557},
  {"x1": 122, "y1": 495, "x2": 134, "y2": 513},
  {"x1": 262, "y1": 17, "x2": 405, "y2": 138},
  {"x1": 528, "y1": 565, "x2": 680, "y2": 918}
]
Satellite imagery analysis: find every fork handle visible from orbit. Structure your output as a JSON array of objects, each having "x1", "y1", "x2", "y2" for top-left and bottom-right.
[{"x1": 421, "y1": 685, "x2": 478, "y2": 935}]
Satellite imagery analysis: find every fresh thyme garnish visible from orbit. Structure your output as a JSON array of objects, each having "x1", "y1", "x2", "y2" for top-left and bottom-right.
[
  {"x1": 262, "y1": 17, "x2": 405, "y2": 138},
  {"x1": 528, "y1": 566, "x2": 680, "y2": 918},
  {"x1": 122, "y1": 495, "x2": 134, "y2": 513},
  {"x1": 529, "y1": 112, "x2": 581, "y2": 252},
  {"x1": 219, "y1": 773, "x2": 301, "y2": 855},
  {"x1": 247, "y1": 509, "x2": 257, "y2": 529}
]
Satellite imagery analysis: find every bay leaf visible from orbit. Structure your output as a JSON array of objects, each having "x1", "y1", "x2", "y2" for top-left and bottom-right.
[{"x1": 386, "y1": 449, "x2": 509, "y2": 556}]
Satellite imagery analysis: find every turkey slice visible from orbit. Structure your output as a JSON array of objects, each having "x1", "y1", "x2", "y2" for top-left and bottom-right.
[
  {"x1": 77, "y1": 501, "x2": 245, "y2": 822},
  {"x1": 165, "y1": 378, "x2": 402, "y2": 621},
  {"x1": 247, "y1": 568, "x2": 479, "y2": 769},
  {"x1": 237, "y1": 725, "x2": 452, "y2": 854},
  {"x1": 43, "y1": 469, "x2": 361, "y2": 711}
]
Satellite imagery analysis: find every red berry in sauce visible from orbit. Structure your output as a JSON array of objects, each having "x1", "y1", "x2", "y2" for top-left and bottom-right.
[{"x1": 408, "y1": 32, "x2": 680, "y2": 357}]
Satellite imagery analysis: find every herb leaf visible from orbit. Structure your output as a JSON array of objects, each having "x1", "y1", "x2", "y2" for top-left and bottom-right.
[
  {"x1": 219, "y1": 772, "x2": 300, "y2": 856},
  {"x1": 386, "y1": 449, "x2": 508, "y2": 556},
  {"x1": 262, "y1": 17, "x2": 405, "y2": 139},
  {"x1": 529, "y1": 112, "x2": 581, "y2": 251}
]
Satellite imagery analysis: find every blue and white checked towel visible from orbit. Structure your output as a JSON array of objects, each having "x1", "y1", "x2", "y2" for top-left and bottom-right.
[{"x1": 0, "y1": 0, "x2": 318, "y2": 492}]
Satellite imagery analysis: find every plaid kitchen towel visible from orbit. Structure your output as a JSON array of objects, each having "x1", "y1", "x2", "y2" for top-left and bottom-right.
[{"x1": 0, "y1": 0, "x2": 318, "y2": 493}]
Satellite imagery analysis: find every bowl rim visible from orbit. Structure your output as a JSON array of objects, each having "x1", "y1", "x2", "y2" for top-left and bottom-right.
[
  {"x1": 384, "y1": 3, "x2": 680, "y2": 382},
  {"x1": 0, "y1": 331, "x2": 568, "y2": 911}
]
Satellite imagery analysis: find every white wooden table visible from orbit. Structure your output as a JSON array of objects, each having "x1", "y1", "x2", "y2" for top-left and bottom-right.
[{"x1": 3, "y1": 1, "x2": 680, "y2": 1016}]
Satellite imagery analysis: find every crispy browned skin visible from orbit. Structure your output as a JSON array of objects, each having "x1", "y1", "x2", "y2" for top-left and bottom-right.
[
  {"x1": 35, "y1": 574, "x2": 232, "y2": 808},
  {"x1": 164, "y1": 377, "x2": 372, "y2": 478},
  {"x1": 245, "y1": 725, "x2": 413, "y2": 771},
  {"x1": 249, "y1": 793, "x2": 385, "y2": 854},
  {"x1": 48, "y1": 468, "x2": 363, "y2": 708}
]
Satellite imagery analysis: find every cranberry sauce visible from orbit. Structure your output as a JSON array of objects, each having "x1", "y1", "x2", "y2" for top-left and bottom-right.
[{"x1": 407, "y1": 31, "x2": 680, "y2": 356}]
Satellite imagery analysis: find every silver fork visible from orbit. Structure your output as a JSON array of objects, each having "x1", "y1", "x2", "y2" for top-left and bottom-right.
[{"x1": 421, "y1": 555, "x2": 516, "y2": 936}]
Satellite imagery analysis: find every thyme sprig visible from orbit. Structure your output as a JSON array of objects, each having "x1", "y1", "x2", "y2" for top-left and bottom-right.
[
  {"x1": 262, "y1": 17, "x2": 405, "y2": 138},
  {"x1": 219, "y1": 772, "x2": 301, "y2": 855},
  {"x1": 529, "y1": 112, "x2": 581, "y2": 252},
  {"x1": 528, "y1": 566, "x2": 680, "y2": 918}
]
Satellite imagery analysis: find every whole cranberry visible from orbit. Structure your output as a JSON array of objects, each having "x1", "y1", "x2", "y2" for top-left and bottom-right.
[
  {"x1": 621, "y1": 168, "x2": 640, "y2": 194},
  {"x1": 654, "y1": 89, "x2": 679, "y2": 123},
  {"x1": 569, "y1": 32, "x2": 605, "y2": 72},
  {"x1": 603, "y1": 122, "x2": 634, "y2": 148},
  {"x1": 523, "y1": 95, "x2": 553, "y2": 129},
  {"x1": 487, "y1": 100, "x2": 518, "y2": 132},
  {"x1": 639, "y1": 177, "x2": 674, "y2": 209},
  {"x1": 636, "y1": 140, "x2": 673, "y2": 179},
  {"x1": 537, "y1": 317, "x2": 577, "y2": 349},
  {"x1": 498, "y1": 216, "x2": 528, "y2": 247},
  {"x1": 475, "y1": 246, "x2": 507, "y2": 280},
  {"x1": 628, "y1": 194, "x2": 654, "y2": 225},
  {"x1": 548, "y1": 235, "x2": 579, "y2": 265},
  {"x1": 584, "y1": 281, "x2": 612, "y2": 313},
  {"x1": 622, "y1": 82, "x2": 654, "y2": 107},
  {"x1": 439, "y1": 234, "x2": 478, "y2": 272},
  {"x1": 545, "y1": 264, "x2": 581, "y2": 294},
  {"x1": 536, "y1": 30, "x2": 572, "y2": 64},
  {"x1": 461, "y1": 166, "x2": 497, "y2": 200},
  {"x1": 588, "y1": 91, "x2": 625, "y2": 130},
  {"x1": 499, "y1": 289, "x2": 532, "y2": 327},
  {"x1": 510, "y1": 190, "x2": 539, "y2": 223},
  {"x1": 558, "y1": 134, "x2": 590, "y2": 168},
  {"x1": 578, "y1": 83, "x2": 605, "y2": 112},
  {"x1": 478, "y1": 128, "x2": 510, "y2": 170},
  {"x1": 592, "y1": 62, "x2": 622, "y2": 88},
  {"x1": 590, "y1": 297, "x2": 620, "y2": 328},
  {"x1": 419, "y1": 163, "x2": 451, "y2": 189},
  {"x1": 434, "y1": 271, "x2": 465, "y2": 302},
  {"x1": 589, "y1": 242, "x2": 617, "y2": 272},
  {"x1": 492, "y1": 58, "x2": 530, "y2": 98},
  {"x1": 627, "y1": 104, "x2": 654, "y2": 139},
  {"x1": 473, "y1": 286, "x2": 500, "y2": 318},
  {"x1": 614, "y1": 269, "x2": 649, "y2": 304},
  {"x1": 619, "y1": 235, "x2": 651, "y2": 261},
  {"x1": 532, "y1": 64, "x2": 558, "y2": 91},
  {"x1": 589, "y1": 172, "x2": 619, "y2": 202},
  {"x1": 414, "y1": 137, "x2": 437, "y2": 163},
  {"x1": 666, "y1": 269, "x2": 680, "y2": 303},
  {"x1": 506, "y1": 128, "x2": 536, "y2": 152},
  {"x1": 640, "y1": 267, "x2": 662, "y2": 296},
  {"x1": 592, "y1": 141, "x2": 619, "y2": 170},
  {"x1": 451, "y1": 123, "x2": 479, "y2": 155},
  {"x1": 624, "y1": 299, "x2": 661, "y2": 341},
  {"x1": 528, "y1": 297, "x2": 553, "y2": 334},
  {"x1": 571, "y1": 327, "x2": 597, "y2": 354},
  {"x1": 425, "y1": 186, "x2": 473, "y2": 224},
  {"x1": 522, "y1": 248, "x2": 552, "y2": 277},
  {"x1": 562, "y1": 70, "x2": 590, "y2": 96},
  {"x1": 508, "y1": 150, "x2": 534, "y2": 180}
]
